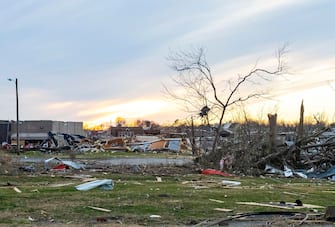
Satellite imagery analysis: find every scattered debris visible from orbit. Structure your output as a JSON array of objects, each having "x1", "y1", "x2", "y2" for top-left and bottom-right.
[
  {"x1": 197, "y1": 211, "x2": 308, "y2": 226},
  {"x1": 222, "y1": 180, "x2": 241, "y2": 186},
  {"x1": 19, "y1": 165, "x2": 35, "y2": 172},
  {"x1": 45, "y1": 157, "x2": 85, "y2": 170},
  {"x1": 28, "y1": 216, "x2": 35, "y2": 221},
  {"x1": 284, "y1": 166, "x2": 307, "y2": 178},
  {"x1": 13, "y1": 187, "x2": 22, "y2": 193},
  {"x1": 87, "y1": 206, "x2": 111, "y2": 212},
  {"x1": 1, "y1": 142, "x2": 11, "y2": 150},
  {"x1": 256, "y1": 126, "x2": 335, "y2": 178},
  {"x1": 295, "y1": 199, "x2": 303, "y2": 206},
  {"x1": 307, "y1": 166, "x2": 335, "y2": 179},
  {"x1": 75, "y1": 179, "x2": 114, "y2": 191},
  {"x1": 209, "y1": 199, "x2": 225, "y2": 203},
  {"x1": 77, "y1": 134, "x2": 187, "y2": 153},
  {"x1": 201, "y1": 169, "x2": 234, "y2": 177},
  {"x1": 52, "y1": 163, "x2": 68, "y2": 170},
  {"x1": 213, "y1": 208, "x2": 232, "y2": 212},
  {"x1": 95, "y1": 217, "x2": 107, "y2": 222},
  {"x1": 265, "y1": 164, "x2": 335, "y2": 180},
  {"x1": 264, "y1": 164, "x2": 284, "y2": 175},
  {"x1": 96, "y1": 217, "x2": 108, "y2": 222},
  {"x1": 156, "y1": 176, "x2": 162, "y2": 182},
  {"x1": 236, "y1": 201, "x2": 325, "y2": 209}
]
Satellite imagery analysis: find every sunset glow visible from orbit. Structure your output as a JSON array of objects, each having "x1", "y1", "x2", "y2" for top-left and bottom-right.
[{"x1": 83, "y1": 99, "x2": 183, "y2": 129}]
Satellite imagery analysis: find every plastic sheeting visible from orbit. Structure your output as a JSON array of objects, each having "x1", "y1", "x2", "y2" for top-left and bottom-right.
[{"x1": 75, "y1": 179, "x2": 114, "y2": 191}]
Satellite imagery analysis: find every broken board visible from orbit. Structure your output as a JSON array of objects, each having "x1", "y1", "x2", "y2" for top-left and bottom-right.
[{"x1": 236, "y1": 202, "x2": 324, "y2": 209}]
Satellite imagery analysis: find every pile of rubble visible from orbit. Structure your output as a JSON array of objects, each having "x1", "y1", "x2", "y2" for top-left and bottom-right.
[
  {"x1": 74, "y1": 135, "x2": 192, "y2": 153},
  {"x1": 2, "y1": 132, "x2": 193, "y2": 154},
  {"x1": 259, "y1": 127, "x2": 335, "y2": 180}
]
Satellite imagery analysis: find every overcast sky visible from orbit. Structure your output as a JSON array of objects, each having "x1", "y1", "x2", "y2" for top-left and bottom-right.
[{"x1": 1, "y1": 0, "x2": 334, "y2": 126}]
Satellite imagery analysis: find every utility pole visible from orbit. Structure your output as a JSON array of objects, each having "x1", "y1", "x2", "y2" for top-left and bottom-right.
[
  {"x1": 8, "y1": 78, "x2": 20, "y2": 155},
  {"x1": 15, "y1": 78, "x2": 19, "y2": 155}
]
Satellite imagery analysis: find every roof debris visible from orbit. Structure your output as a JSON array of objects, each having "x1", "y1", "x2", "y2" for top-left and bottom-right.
[{"x1": 75, "y1": 179, "x2": 114, "y2": 191}]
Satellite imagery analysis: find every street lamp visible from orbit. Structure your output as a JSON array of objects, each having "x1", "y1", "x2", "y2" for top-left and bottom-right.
[{"x1": 8, "y1": 78, "x2": 20, "y2": 155}]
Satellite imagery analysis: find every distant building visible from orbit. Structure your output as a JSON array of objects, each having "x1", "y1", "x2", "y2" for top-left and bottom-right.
[
  {"x1": 109, "y1": 126, "x2": 144, "y2": 137},
  {"x1": 0, "y1": 120, "x2": 11, "y2": 144},
  {"x1": 5, "y1": 120, "x2": 84, "y2": 147}
]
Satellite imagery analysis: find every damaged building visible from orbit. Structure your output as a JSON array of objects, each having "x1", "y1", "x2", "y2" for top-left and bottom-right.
[
  {"x1": 0, "y1": 120, "x2": 11, "y2": 145},
  {"x1": 1, "y1": 120, "x2": 85, "y2": 149}
]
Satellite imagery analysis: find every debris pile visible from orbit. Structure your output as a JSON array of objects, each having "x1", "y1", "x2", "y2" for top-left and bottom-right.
[
  {"x1": 197, "y1": 122, "x2": 335, "y2": 179},
  {"x1": 259, "y1": 127, "x2": 335, "y2": 180},
  {"x1": 28, "y1": 132, "x2": 192, "y2": 154}
]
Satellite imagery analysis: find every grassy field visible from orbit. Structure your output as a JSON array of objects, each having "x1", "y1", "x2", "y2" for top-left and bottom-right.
[{"x1": 1, "y1": 151, "x2": 335, "y2": 226}]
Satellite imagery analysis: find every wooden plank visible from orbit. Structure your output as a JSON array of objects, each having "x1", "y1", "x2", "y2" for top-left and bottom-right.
[
  {"x1": 236, "y1": 202, "x2": 324, "y2": 209},
  {"x1": 214, "y1": 208, "x2": 232, "y2": 212},
  {"x1": 13, "y1": 187, "x2": 22, "y2": 193},
  {"x1": 86, "y1": 206, "x2": 111, "y2": 212},
  {"x1": 209, "y1": 199, "x2": 225, "y2": 203}
]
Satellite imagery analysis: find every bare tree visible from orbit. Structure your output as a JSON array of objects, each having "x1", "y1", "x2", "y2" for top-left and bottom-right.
[
  {"x1": 165, "y1": 46, "x2": 288, "y2": 153},
  {"x1": 313, "y1": 112, "x2": 328, "y2": 128}
]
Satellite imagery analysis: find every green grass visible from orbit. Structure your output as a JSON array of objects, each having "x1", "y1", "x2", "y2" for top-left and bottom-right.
[
  {"x1": 0, "y1": 171, "x2": 335, "y2": 226},
  {"x1": 0, "y1": 150, "x2": 334, "y2": 225}
]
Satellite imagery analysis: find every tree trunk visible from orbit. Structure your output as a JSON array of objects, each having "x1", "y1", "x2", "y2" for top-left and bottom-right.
[
  {"x1": 295, "y1": 100, "x2": 304, "y2": 161},
  {"x1": 268, "y1": 113, "x2": 277, "y2": 153}
]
